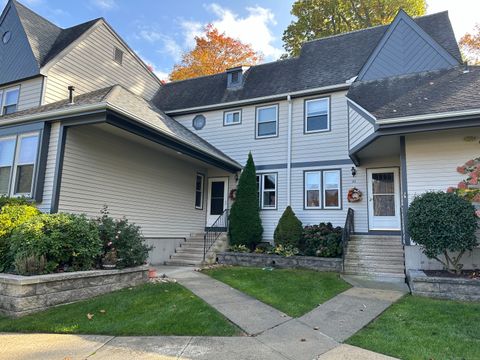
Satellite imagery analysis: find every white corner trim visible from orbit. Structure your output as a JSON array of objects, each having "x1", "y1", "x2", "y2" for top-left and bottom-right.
[{"x1": 346, "y1": 98, "x2": 377, "y2": 121}]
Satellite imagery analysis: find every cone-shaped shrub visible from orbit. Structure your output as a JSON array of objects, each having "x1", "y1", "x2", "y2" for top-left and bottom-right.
[
  {"x1": 274, "y1": 206, "x2": 304, "y2": 249},
  {"x1": 229, "y1": 152, "x2": 263, "y2": 249}
]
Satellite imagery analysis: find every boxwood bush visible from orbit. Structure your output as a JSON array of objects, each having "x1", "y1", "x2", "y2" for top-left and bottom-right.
[
  {"x1": 274, "y1": 206, "x2": 304, "y2": 249},
  {"x1": 408, "y1": 191, "x2": 478, "y2": 274}
]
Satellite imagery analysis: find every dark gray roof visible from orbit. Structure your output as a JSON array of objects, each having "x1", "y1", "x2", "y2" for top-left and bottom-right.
[
  {"x1": 154, "y1": 11, "x2": 461, "y2": 112},
  {"x1": 347, "y1": 66, "x2": 480, "y2": 120},
  {"x1": 14, "y1": 0, "x2": 99, "y2": 67},
  {"x1": 3, "y1": 85, "x2": 240, "y2": 169}
]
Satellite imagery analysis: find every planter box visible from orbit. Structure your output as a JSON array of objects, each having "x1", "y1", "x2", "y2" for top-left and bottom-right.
[
  {"x1": 407, "y1": 269, "x2": 480, "y2": 301},
  {"x1": 217, "y1": 252, "x2": 342, "y2": 272},
  {"x1": 0, "y1": 266, "x2": 149, "y2": 317}
]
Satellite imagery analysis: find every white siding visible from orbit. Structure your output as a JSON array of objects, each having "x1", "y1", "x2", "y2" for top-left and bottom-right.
[
  {"x1": 44, "y1": 23, "x2": 160, "y2": 104},
  {"x1": 58, "y1": 124, "x2": 207, "y2": 238},
  {"x1": 349, "y1": 105, "x2": 375, "y2": 149},
  {"x1": 405, "y1": 128, "x2": 480, "y2": 203},
  {"x1": 36, "y1": 121, "x2": 60, "y2": 213},
  {"x1": 0, "y1": 77, "x2": 43, "y2": 112}
]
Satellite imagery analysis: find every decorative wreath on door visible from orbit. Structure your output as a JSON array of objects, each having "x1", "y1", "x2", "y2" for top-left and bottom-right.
[
  {"x1": 347, "y1": 187, "x2": 362, "y2": 202},
  {"x1": 229, "y1": 189, "x2": 237, "y2": 201}
]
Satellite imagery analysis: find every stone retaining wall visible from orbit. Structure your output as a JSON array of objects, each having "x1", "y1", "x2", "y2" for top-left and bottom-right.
[
  {"x1": 0, "y1": 266, "x2": 149, "y2": 317},
  {"x1": 217, "y1": 252, "x2": 342, "y2": 272},
  {"x1": 407, "y1": 270, "x2": 480, "y2": 301}
]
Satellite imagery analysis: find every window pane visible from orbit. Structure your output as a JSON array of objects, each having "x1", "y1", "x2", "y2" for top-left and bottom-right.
[
  {"x1": 307, "y1": 99, "x2": 328, "y2": 116},
  {"x1": 306, "y1": 190, "x2": 319, "y2": 207},
  {"x1": 372, "y1": 173, "x2": 394, "y2": 194},
  {"x1": 195, "y1": 191, "x2": 202, "y2": 208},
  {"x1": 258, "y1": 121, "x2": 276, "y2": 136},
  {"x1": 0, "y1": 138, "x2": 15, "y2": 166},
  {"x1": 196, "y1": 175, "x2": 203, "y2": 191},
  {"x1": 324, "y1": 171, "x2": 339, "y2": 189},
  {"x1": 263, "y1": 174, "x2": 276, "y2": 190},
  {"x1": 233, "y1": 112, "x2": 240, "y2": 123},
  {"x1": 258, "y1": 107, "x2": 276, "y2": 123},
  {"x1": 306, "y1": 172, "x2": 320, "y2": 190},
  {"x1": 0, "y1": 167, "x2": 11, "y2": 194},
  {"x1": 3, "y1": 104, "x2": 17, "y2": 115},
  {"x1": 15, "y1": 164, "x2": 34, "y2": 194},
  {"x1": 210, "y1": 198, "x2": 224, "y2": 215},
  {"x1": 306, "y1": 99, "x2": 328, "y2": 132},
  {"x1": 18, "y1": 135, "x2": 39, "y2": 164},
  {"x1": 325, "y1": 189, "x2": 339, "y2": 207},
  {"x1": 307, "y1": 114, "x2": 328, "y2": 131},
  {"x1": 373, "y1": 195, "x2": 395, "y2": 216},
  {"x1": 263, "y1": 191, "x2": 276, "y2": 207},
  {"x1": 4, "y1": 89, "x2": 19, "y2": 106}
]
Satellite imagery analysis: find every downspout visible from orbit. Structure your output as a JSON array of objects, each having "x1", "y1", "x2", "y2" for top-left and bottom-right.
[{"x1": 287, "y1": 94, "x2": 293, "y2": 206}]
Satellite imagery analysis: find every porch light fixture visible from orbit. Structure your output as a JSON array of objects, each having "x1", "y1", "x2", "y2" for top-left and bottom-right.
[{"x1": 351, "y1": 167, "x2": 357, "y2": 177}]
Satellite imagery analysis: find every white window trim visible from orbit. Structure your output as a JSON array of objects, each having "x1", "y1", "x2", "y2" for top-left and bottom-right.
[
  {"x1": 304, "y1": 171, "x2": 322, "y2": 209},
  {"x1": 323, "y1": 170, "x2": 341, "y2": 209},
  {"x1": 256, "y1": 104, "x2": 278, "y2": 139},
  {"x1": 223, "y1": 109, "x2": 242, "y2": 126},
  {"x1": 195, "y1": 173, "x2": 205, "y2": 210},
  {"x1": 259, "y1": 173, "x2": 277, "y2": 209},
  {"x1": 1, "y1": 86, "x2": 20, "y2": 116},
  {"x1": 304, "y1": 97, "x2": 330, "y2": 134},
  {"x1": 1, "y1": 131, "x2": 40, "y2": 197},
  {"x1": 0, "y1": 135, "x2": 17, "y2": 196}
]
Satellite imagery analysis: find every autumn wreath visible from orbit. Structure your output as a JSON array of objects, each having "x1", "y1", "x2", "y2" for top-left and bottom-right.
[{"x1": 347, "y1": 187, "x2": 362, "y2": 202}]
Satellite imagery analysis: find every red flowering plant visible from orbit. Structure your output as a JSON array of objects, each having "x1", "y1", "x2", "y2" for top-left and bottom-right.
[{"x1": 449, "y1": 157, "x2": 480, "y2": 207}]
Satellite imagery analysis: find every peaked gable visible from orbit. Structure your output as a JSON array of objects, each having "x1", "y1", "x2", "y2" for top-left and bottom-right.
[
  {"x1": 0, "y1": 1, "x2": 39, "y2": 84},
  {"x1": 357, "y1": 10, "x2": 460, "y2": 82}
]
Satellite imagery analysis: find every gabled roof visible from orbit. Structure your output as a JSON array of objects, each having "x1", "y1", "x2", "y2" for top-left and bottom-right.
[
  {"x1": 2, "y1": 85, "x2": 241, "y2": 171},
  {"x1": 12, "y1": 0, "x2": 100, "y2": 67},
  {"x1": 347, "y1": 66, "x2": 480, "y2": 120},
  {"x1": 154, "y1": 11, "x2": 461, "y2": 113}
]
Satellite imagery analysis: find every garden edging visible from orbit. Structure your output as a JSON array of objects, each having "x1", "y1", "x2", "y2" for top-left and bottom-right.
[
  {"x1": 407, "y1": 269, "x2": 480, "y2": 301},
  {"x1": 217, "y1": 252, "x2": 342, "y2": 271},
  {"x1": 0, "y1": 265, "x2": 149, "y2": 317}
]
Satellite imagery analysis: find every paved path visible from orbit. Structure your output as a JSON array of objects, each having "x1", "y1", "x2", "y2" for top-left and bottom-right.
[{"x1": 1, "y1": 266, "x2": 406, "y2": 360}]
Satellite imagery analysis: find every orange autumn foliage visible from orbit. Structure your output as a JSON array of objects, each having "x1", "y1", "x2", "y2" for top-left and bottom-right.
[
  {"x1": 169, "y1": 24, "x2": 262, "y2": 81},
  {"x1": 460, "y1": 24, "x2": 480, "y2": 65}
]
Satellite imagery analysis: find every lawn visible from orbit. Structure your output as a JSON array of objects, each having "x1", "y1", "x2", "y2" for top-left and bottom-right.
[
  {"x1": 0, "y1": 282, "x2": 240, "y2": 336},
  {"x1": 203, "y1": 266, "x2": 351, "y2": 317},
  {"x1": 347, "y1": 295, "x2": 480, "y2": 360}
]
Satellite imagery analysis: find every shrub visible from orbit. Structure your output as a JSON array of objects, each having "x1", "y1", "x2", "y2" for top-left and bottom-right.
[
  {"x1": 274, "y1": 206, "x2": 303, "y2": 249},
  {"x1": 408, "y1": 191, "x2": 478, "y2": 274},
  {"x1": 229, "y1": 244, "x2": 250, "y2": 253},
  {"x1": 96, "y1": 207, "x2": 151, "y2": 268},
  {"x1": 229, "y1": 152, "x2": 263, "y2": 249},
  {"x1": 0, "y1": 204, "x2": 39, "y2": 272},
  {"x1": 0, "y1": 196, "x2": 29, "y2": 210},
  {"x1": 303, "y1": 222, "x2": 343, "y2": 258},
  {"x1": 268, "y1": 244, "x2": 299, "y2": 257},
  {"x1": 10, "y1": 213, "x2": 102, "y2": 275}
]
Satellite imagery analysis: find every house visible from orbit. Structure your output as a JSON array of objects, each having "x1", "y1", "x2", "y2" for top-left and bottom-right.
[{"x1": 1, "y1": 1, "x2": 479, "y2": 280}]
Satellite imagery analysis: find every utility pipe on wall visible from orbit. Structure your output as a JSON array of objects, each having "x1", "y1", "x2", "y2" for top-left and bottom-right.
[{"x1": 286, "y1": 94, "x2": 293, "y2": 206}]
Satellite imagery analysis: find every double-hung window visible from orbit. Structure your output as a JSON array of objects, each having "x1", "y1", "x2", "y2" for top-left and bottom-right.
[
  {"x1": 0, "y1": 132, "x2": 39, "y2": 197},
  {"x1": 224, "y1": 110, "x2": 241, "y2": 126},
  {"x1": 256, "y1": 173, "x2": 277, "y2": 209},
  {"x1": 194, "y1": 173, "x2": 204, "y2": 209},
  {"x1": 305, "y1": 97, "x2": 329, "y2": 133},
  {"x1": 304, "y1": 169, "x2": 341, "y2": 209},
  {"x1": 1, "y1": 87, "x2": 20, "y2": 115},
  {"x1": 256, "y1": 105, "x2": 278, "y2": 138}
]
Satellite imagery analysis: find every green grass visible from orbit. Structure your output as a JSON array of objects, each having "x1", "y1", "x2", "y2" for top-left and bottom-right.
[
  {"x1": 0, "y1": 283, "x2": 240, "y2": 336},
  {"x1": 347, "y1": 295, "x2": 480, "y2": 360},
  {"x1": 203, "y1": 266, "x2": 351, "y2": 317}
]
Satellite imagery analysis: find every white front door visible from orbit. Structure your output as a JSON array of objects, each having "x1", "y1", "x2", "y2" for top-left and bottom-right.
[
  {"x1": 206, "y1": 177, "x2": 228, "y2": 227},
  {"x1": 367, "y1": 168, "x2": 401, "y2": 230}
]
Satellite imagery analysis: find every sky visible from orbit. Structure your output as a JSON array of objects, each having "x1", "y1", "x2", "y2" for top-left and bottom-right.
[{"x1": 3, "y1": 0, "x2": 480, "y2": 80}]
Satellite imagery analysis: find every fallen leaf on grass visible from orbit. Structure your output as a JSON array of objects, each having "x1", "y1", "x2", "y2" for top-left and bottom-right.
[
  {"x1": 99, "y1": 309, "x2": 106, "y2": 314},
  {"x1": 87, "y1": 313, "x2": 94, "y2": 320}
]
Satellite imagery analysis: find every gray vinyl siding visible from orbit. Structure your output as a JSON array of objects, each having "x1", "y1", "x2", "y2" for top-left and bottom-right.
[
  {"x1": 58, "y1": 124, "x2": 207, "y2": 238},
  {"x1": 360, "y1": 17, "x2": 456, "y2": 81},
  {"x1": 349, "y1": 105, "x2": 374, "y2": 149},
  {"x1": 17, "y1": 77, "x2": 43, "y2": 110},
  {"x1": 44, "y1": 23, "x2": 160, "y2": 104},
  {"x1": 0, "y1": 3, "x2": 39, "y2": 85}
]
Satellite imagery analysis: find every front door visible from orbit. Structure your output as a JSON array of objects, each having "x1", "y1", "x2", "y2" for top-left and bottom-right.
[
  {"x1": 206, "y1": 177, "x2": 228, "y2": 226},
  {"x1": 367, "y1": 168, "x2": 401, "y2": 230}
]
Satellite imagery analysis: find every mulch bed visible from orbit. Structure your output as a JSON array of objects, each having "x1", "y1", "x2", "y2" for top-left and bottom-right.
[{"x1": 424, "y1": 269, "x2": 480, "y2": 280}]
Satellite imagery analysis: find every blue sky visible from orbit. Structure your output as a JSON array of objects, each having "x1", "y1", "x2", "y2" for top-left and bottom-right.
[{"x1": 5, "y1": 0, "x2": 480, "y2": 80}]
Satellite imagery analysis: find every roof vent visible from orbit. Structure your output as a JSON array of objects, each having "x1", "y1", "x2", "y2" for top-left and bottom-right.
[{"x1": 226, "y1": 66, "x2": 249, "y2": 89}]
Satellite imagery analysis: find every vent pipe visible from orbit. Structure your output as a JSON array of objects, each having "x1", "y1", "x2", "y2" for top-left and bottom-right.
[{"x1": 68, "y1": 86, "x2": 75, "y2": 104}]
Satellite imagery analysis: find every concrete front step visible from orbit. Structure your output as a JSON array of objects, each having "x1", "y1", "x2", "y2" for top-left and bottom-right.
[
  {"x1": 345, "y1": 252, "x2": 404, "y2": 259},
  {"x1": 344, "y1": 258, "x2": 405, "y2": 266},
  {"x1": 344, "y1": 262, "x2": 405, "y2": 271},
  {"x1": 348, "y1": 240, "x2": 403, "y2": 246},
  {"x1": 169, "y1": 253, "x2": 204, "y2": 261},
  {"x1": 347, "y1": 246, "x2": 404, "y2": 253},
  {"x1": 344, "y1": 267, "x2": 404, "y2": 276},
  {"x1": 165, "y1": 259, "x2": 201, "y2": 266},
  {"x1": 175, "y1": 247, "x2": 204, "y2": 254}
]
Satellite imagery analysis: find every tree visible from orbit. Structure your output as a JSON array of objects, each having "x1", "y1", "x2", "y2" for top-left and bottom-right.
[
  {"x1": 169, "y1": 24, "x2": 262, "y2": 81},
  {"x1": 407, "y1": 192, "x2": 478, "y2": 274},
  {"x1": 282, "y1": 0, "x2": 427, "y2": 57},
  {"x1": 228, "y1": 152, "x2": 263, "y2": 250},
  {"x1": 460, "y1": 24, "x2": 480, "y2": 65},
  {"x1": 274, "y1": 206, "x2": 304, "y2": 249}
]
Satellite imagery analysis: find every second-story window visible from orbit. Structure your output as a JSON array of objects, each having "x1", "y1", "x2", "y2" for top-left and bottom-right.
[
  {"x1": 224, "y1": 110, "x2": 241, "y2": 126},
  {"x1": 1, "y1": 87, "x2": 20, "y2": 115},
  {"x1": 256, "y1": 104, "x2": 278, "y2": 138},
  {"x1": 305, "y1": 97, "x2": 330, "y2": 133}
]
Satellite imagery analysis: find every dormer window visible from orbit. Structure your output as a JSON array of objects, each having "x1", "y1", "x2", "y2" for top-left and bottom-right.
[
  {"x1": 0, "y1": 87, "x2": 20, "y2": 115},
  {"x1": 226, "y1": 66, "x2": 249, "y2": 89}
]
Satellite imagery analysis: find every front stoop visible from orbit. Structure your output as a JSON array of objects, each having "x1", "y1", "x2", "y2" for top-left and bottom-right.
[
  {"x1": 164, "y1": 233, "x2": 228, "y2": 267},
  {"x1": 343, "y1": 234, "x2": 406, "y2": 283}
]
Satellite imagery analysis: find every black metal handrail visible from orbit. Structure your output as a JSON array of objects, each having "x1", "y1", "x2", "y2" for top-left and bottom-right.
[
  {"x1": 341, "y1": 208, "x2": 354, "y2": 270},
  {"x1": 203, "y1": 209, "x2": 229, "y2": 261}
]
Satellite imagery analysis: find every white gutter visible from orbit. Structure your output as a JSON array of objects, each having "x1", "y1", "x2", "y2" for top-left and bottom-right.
[
  {"x1": 286, "y1": 94, "x2": 292, "y2": 206},
  {"x1": 165, "y1": 83, "x2": 350, "y2": 114},
  {"x1": 376, "y1": 108, "x2": 480, "y2": 125}
]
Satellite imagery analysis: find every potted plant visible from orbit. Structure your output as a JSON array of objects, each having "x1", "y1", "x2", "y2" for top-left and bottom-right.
[{"x1": 102, "y1": 248, "x2": 118, "y2": 269}]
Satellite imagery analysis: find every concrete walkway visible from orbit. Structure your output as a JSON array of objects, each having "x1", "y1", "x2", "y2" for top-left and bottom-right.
[{"x1": 1, "y1": 266, "x2": 406, "y2": 360}]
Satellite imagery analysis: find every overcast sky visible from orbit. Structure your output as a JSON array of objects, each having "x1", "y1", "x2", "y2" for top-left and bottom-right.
[{"x1": 3, "y1": 0, "x2": 479, "y2": 80}]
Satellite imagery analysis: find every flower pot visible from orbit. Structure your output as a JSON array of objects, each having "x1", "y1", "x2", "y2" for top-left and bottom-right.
[{"x1": 148, "y1": 268, "x2": 157, "y2": 278}]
